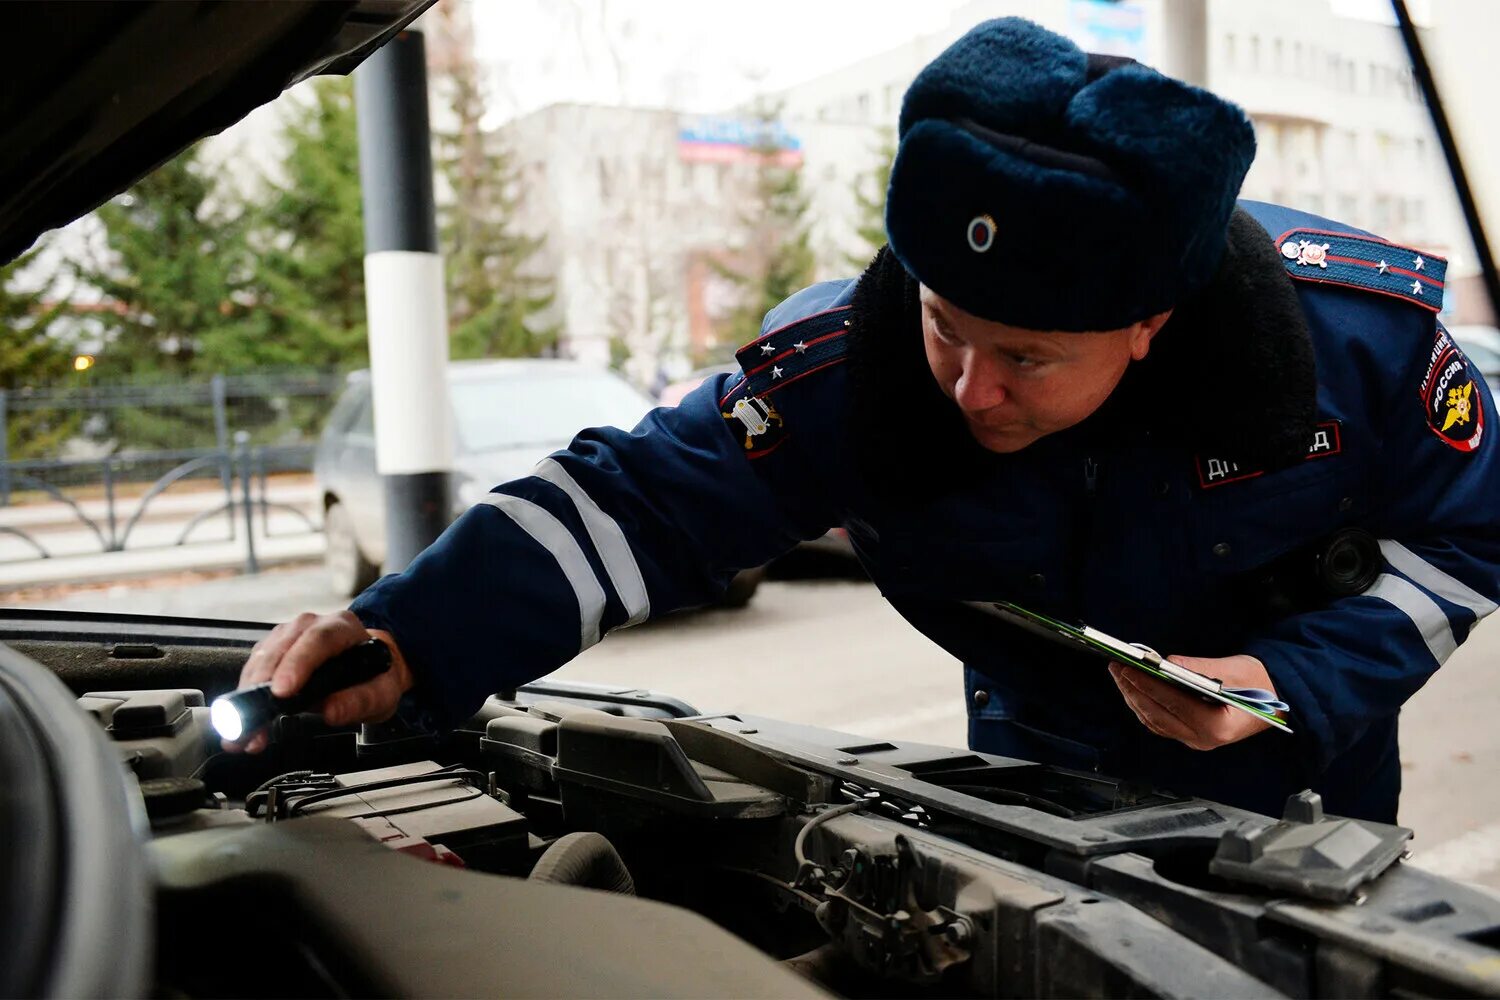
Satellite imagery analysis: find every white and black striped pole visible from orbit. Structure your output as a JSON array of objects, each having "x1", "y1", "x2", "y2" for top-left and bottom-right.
[{"x1": 354, "y1": 29, "x2": 453, "y2": 572}]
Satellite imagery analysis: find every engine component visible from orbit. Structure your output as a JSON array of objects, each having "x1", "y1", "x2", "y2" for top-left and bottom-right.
[
  {"x1": 480, "y1": 703, "x2": 793, "y2": 827},
  {"x1": 529, "y1": 832, "x2": 636, "y2": 895},
  {"x1": 1211, "y1": 790, "x2": 1413, "y2": 902},
  {"x1": 808, "y1": 830, "x2": 974, "y2": 983},
  {"x1": 289, "y1": 760, "x2": 528, "y2": 870},
  {"x1": 79, "y1": 688, "x2": 217, "y2": 780},
  {"x1": 139, "y1": 777, "x2": 211, "y2": 827}
]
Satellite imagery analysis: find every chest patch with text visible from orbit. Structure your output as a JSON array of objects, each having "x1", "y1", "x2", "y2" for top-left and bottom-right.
[{"x1": 1194, "y1": 421, "x2": 1343, "y2": 489}]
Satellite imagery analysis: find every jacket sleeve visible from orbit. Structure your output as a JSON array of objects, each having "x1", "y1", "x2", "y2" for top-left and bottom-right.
[
  {"x1": 348, "y1": 370, "x2": 842, "y2": 725},
  {"x1": 1242, "y1": 321, "x2": 1500, "y2": 772}
]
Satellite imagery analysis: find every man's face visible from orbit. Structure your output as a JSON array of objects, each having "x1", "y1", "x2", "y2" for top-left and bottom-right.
[{"x1": 920, "y1": 285, "x2": 1166, "y2": 453}]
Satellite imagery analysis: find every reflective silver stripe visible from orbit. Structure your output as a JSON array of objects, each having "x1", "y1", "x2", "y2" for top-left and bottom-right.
[
  {"x1": 1378, "y1": 539, "x2": 1499, "y2": 620},
  {"x1": 1365, "y1": 573, "x2": 1457, "y2": 664},
  {"x1": 476, "y1": 494, "x2": 605, "y2": 650},
  {"x1": 533, "y1": 458, "x2": 651, "y2": 627}
]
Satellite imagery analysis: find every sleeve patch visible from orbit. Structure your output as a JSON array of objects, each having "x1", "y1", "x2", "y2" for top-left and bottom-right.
[
  {"x1": 720, "y1": 375, "x2": 788, "y2": 459},
  {"x1": 1275, "y1": 227, "x2": 1446, "y2": 313},
  {"x1": 1421, "y1": 327, "x2": 1485, "y2": 452}
]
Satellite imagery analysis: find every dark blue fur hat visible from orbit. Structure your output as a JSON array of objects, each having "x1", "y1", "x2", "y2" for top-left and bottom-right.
[{"x1": 885, "y1": 17, "x2": 1256, "y2": 331}]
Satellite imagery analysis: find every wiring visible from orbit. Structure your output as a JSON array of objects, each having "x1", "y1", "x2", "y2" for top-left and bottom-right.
[
  {"x1": 793, "y1": 800, "x2": 867, "y2": 868},
  {"x1": 285, "y1": 769, "x2": 487, "y2": 818},
  {"x1": 339, "y1": 787, "x2": 485, "y2": 821}
]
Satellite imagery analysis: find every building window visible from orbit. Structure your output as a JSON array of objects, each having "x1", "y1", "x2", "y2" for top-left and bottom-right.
[
  {"x1": 1249, "y1": 34, "x2": 1261, "y2": 70},
  {"x1": 856, "y1": 92, "x2": 870, "y2": 121},
  {"x1": 1338, "y1": 195, "x2": 1358, "y2": 223},
  {"x1": 1274, "y1": 37, "x2": 1284, "y2": 71},
  {"x1": 598, "y1": 159, "x2": 611, "y2": 199},
  {"x1": 1373, "y1": 195, "x2": 1392, "y2": 230},
  {"x1": 1225, "y1": 33, "x2": 1237, "y2": 68},
  {"x1": 1293, "y1": 41, "x2": 1304, "y2": 75}
]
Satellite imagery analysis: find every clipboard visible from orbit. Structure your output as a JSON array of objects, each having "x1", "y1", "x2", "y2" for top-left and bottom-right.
[{"x1": 965, "y1": 601, "x2": 1293, "y2": 734}]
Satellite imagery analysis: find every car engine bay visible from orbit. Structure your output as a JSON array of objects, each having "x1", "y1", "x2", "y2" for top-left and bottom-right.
[{"x1": 6, "y1": 611, "x2": 1500, "y2": 998}]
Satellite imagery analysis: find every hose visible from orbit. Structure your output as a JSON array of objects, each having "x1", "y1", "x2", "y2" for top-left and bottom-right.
[
  {"x1": 528, "y1": 832, "x2": 636, "y2": 895},
  {"x1": 794, "y1": 800, "x2": 867, "y2": 868}
]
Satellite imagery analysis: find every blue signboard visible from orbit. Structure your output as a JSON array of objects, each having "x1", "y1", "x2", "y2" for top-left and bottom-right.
[{"x1": 1067, "y1": 0, "x2": 1147, "y2": 61}]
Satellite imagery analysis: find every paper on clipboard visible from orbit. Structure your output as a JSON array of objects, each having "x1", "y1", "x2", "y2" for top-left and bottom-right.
[{"x1": 965, "y1": 601, "x2": 1293, "y2": 734}]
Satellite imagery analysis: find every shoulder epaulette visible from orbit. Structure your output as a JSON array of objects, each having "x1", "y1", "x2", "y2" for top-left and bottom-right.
[
  {"x1": 733, "y1": 305, "x2": 852, "y2": 398},
  {"x1": 1274, "y1": 227, "x2": 1446, "y2": 313}
]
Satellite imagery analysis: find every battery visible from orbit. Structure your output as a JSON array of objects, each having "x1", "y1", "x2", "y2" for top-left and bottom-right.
[{"x1": 298, "y1": 761, "x2": 528, "y2": 871}]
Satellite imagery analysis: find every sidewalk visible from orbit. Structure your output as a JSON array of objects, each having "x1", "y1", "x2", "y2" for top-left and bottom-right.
[
  {"x1": 0, "y1": 526, "x2": 325, "y2": 592},
  {"x1": 0, "y1": 478, "x2": 318, "y2": 531}
]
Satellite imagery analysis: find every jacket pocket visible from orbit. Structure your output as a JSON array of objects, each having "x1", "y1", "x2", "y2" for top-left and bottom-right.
[{"x1": 1191, "y1": 464, "x2": 1357, "y2": 576}]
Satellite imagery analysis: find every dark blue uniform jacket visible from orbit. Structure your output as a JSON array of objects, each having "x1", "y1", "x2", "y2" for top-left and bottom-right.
[{"x1": 354, "y1": 203, "x2": 1500, "y2": 822}]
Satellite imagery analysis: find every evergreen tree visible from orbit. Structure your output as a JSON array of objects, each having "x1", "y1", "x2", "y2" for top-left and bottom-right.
[
  {"x1": 242, "y1": 77, "x2": 368, "y2": 371},
  {"x1": 713, "y1": 100, "x2": 817, "y2": 352},
  {"x1": 0, "y1": 244, "x2": 79, "y2": 460},
  {"x1": 69, "y1": 142, "x2": 254, "y2": 449},
  {"x1": 435, "y1": 43, "x2": 557, "y2": 360},
  {"x1": 846, "y1": 128, "x2": 897, "y2": 269},
  {"x1": 74, "y1": 141, "x2": 250, "y2": 378}
]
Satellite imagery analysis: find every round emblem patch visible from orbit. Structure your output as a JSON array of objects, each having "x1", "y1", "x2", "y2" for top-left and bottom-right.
[
  {"x1": 1420, "y1": 330, "x2": 1485, "y2": 452},
  {"x1": 967, "y1": 214, "x2": 996, "y2": 253},
  {"x1": 1298, "y1": 242, "x2": 1329, "y2": 268},
  {"x1": 1281, "y1": 241, "x2": 1301, "y2": 260}
]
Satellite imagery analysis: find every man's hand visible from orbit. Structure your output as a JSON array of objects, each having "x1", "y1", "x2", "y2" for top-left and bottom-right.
[
  {"x1": 1109, "y1": 653, "x2": 1276, "y2": 751},
  {"x1": 223, "y1": 610, "x2": 415, "y2": 754}
]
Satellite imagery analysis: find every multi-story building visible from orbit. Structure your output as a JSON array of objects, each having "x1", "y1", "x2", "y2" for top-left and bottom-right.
[
  {"x1": 507, "y1": 0, "x2": 1494, "y2": 377},
  {"x1": 500, "y1": 103, "x2": 877, "y2": 382}
]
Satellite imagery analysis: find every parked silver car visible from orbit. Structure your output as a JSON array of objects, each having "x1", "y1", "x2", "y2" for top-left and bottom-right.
[{"x1": 315, "y1": 359, "x2": 659, "y2": 597}]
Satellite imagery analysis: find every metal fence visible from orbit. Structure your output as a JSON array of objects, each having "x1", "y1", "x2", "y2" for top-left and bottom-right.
[{"x1": 0, "y1": 371, "x2": 344, "y2": 569}]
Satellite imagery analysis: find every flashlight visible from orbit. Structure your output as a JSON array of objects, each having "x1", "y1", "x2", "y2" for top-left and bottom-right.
[{"x1": 211, "y1": 638, "x2": 393, "y2": 742}]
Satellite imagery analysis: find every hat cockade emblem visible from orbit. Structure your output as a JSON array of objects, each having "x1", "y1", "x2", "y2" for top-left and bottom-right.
[{"x1": 967, "y1": 214, "x2": 996, "y2": 253}]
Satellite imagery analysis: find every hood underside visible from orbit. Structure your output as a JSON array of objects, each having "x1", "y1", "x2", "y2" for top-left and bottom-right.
[{"x1": 0, "y1": 0, "x2": 434, "y2": 264}]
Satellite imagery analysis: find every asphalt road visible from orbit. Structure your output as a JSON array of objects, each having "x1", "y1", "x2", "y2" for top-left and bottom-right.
[{"x1": 11, "y1": 565, "x2": 1499, "y2": 892}]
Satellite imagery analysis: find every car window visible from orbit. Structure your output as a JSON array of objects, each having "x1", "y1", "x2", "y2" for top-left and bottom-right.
[
  {"x1": 324, "y1": 383, "x2": 370, "y2": 437},
  {"x1": 450, "y1": 369, "x2": 654, "y2": 453},
  {"x1": 348, "y1": 386, "x2": 375, "y2": 440}
]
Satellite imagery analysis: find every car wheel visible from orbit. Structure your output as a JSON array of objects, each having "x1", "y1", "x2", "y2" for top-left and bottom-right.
[
  {"x1": 325, "y1": 500, "x2": 378, "y2": 598},
  {"x1": 720, "y1": 566, "x2": 766, "y2": 609}
]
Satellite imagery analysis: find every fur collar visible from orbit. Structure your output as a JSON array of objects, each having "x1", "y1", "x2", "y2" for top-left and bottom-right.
[{"x1": 844, "y1": 208, "x2": 1319, "y2": 503}]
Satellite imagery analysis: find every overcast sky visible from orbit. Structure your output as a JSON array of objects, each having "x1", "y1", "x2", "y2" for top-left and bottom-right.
[{"x1": 470, "y1": 0, "x2": 970, "y2": 124}]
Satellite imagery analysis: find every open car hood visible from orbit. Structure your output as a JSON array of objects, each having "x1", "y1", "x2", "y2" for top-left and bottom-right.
[
  {"x1": 6, "y1": 607, "x2": 1500, "y2": 998},
  {"x1": 0, "y1": 0, "x2": 434, "y2": 264}
]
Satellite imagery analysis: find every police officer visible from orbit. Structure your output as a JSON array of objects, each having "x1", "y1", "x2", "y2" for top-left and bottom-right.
[{"x1": 230, "y1": 18, "x2": 1500, "y2": 823}]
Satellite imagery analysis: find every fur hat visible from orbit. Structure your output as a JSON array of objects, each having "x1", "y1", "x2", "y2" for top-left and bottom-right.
[{"x1": 885, "y1": 17, "x2": 1256, "y2": 331}]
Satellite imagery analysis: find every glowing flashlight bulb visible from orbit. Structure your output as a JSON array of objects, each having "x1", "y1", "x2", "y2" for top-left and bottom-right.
[{"x1": 211, "y1": 698, "x2": 244, "y2": 742}]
